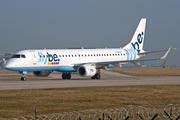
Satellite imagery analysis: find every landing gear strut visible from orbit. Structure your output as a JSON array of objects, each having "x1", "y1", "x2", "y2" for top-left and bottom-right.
[
  {"x1": 62, "y1": 73, "x2": 71, "y2": 79},
  {"x1": 21, "y1": 74, "x2": 26, "y2": 81},
  {"x1": 20, "y1": 71, "x2": 27, "y2": 81}
]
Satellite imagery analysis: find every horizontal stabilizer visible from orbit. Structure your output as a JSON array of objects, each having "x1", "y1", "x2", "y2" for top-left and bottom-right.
[
  {"x1": 159, "y1": 47, "x2": 172, "y2": 60},
  {"x1": 138, "y1": 48, "x2": 176, "y2": 56}
]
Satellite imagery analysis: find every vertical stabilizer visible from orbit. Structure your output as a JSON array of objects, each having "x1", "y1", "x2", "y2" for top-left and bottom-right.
[{"x1": 123, "y1": 18, "x2": 146, "y2": 53}]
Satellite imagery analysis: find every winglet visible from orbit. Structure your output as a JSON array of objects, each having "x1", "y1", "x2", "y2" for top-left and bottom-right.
[{"x1": 159, "y1": 47, "x2": 171, "y2": 60}]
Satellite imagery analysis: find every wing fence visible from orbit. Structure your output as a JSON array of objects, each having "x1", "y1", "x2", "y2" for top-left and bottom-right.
[{"x1": 3, "y1": 104, "x2": 180, "y2": 120}]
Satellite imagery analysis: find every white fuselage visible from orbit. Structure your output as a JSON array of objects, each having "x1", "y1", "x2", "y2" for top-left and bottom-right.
[{"x1": 5, "y1": 48, "x2": 140, "y2": 72}]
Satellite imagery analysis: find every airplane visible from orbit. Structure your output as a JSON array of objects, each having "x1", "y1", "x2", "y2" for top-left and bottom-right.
[{"x1": 5, "y1": 18, "x2": 173, "y2": 81}]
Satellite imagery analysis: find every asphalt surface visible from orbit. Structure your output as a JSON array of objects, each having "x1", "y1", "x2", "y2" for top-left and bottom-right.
[{"x1": 0, "y1": 70, "x2": 180, "y2": 90}]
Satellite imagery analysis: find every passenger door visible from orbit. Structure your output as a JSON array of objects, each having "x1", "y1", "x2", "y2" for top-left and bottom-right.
[{"x1": 30, "y1": 51, "x2": 38, "y2": 65}]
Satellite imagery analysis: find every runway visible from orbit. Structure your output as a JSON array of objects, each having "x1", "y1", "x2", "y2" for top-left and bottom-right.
[{"x1": 0, "y1": 70, "x2": 180, "y2": 90}]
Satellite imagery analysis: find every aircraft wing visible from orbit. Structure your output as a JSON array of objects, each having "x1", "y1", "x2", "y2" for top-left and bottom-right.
[{"x1": 72, "y1": 47, "x2": 172, "y2": 68}]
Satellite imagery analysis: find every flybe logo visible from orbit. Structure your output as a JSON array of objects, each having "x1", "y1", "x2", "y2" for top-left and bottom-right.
[
  {"x1": 88, "y1": 68, "x2": 94, "y2": 73},
  {"x1": 38, "y1": 52, "x2": 60, "y2": 65},
  {"x1": 131, "y1": 32, "x2": 144, "y2": 53}
]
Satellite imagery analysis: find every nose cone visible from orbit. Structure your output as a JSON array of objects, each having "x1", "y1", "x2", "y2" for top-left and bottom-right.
[{"x1": 4, "y1": 59, "x2": 15, "y2": 71}]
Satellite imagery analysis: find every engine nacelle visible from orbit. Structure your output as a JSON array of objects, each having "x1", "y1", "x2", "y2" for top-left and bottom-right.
[
  {"x1": 33, "y1": 71, "x2": 52, "y2": 77},
  {"x1": 77, "y1": 65, "x2": 96, "y2": 77}
]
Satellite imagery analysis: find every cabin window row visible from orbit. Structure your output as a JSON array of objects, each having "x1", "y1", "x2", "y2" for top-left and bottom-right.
[
  {"x1": 40, "y1": 53, "x2": 125, "y2": 58},
  {"x1": 58, "y1": 53, "x2": 126, "y2": 57}
]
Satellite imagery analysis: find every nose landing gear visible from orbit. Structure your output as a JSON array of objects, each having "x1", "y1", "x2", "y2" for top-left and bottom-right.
[
  {"x1": 20, "y1": 71, "x2": 27, "y2": 81},
  {"x1": 21, "y1": 75, "x2": 26, "y2": 81}
]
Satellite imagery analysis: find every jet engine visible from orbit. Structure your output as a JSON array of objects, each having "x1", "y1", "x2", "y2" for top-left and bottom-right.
[
  {"x1": 77, "y1": 65, "x2": 96, "y2": 77},
  {"x1": 33, "y1": 70, "x2": 52, "y2": 77}
]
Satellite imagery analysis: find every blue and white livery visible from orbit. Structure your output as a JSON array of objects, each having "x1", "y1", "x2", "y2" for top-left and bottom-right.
[{"x1": 5, "y1": 18, "x2": 173, "y2": 80}]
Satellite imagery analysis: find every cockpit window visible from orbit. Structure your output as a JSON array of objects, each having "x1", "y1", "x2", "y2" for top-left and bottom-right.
[
  {"x1": 11, "y1": 54, "x2": 26, "y2": 58},
  {"x1": 21, "y1": 55, "x2": 26, "y2": 58},
  {"x1": 11, "y1": 54, "x2": 20, "y2": 58}
]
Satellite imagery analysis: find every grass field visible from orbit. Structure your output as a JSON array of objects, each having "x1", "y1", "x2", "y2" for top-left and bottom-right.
[
  {"x1": 0, "y1": 75, "x2": 48, "y2": 80},
  {"x1": 0, "y1": 85, "x2": 180, "y2": 118},
  {"x1": 0, "y1": 68, "x2": 180, "y2": 118},
  {"x1": 110, "y1": 67, "x2": 180, "y2": 76},
  {"x1": 0, "y1": 69, "x2": 19, "y2": 74},
  {"x1": 0, "y1": 69, "x2": 48, "y2": 80}
]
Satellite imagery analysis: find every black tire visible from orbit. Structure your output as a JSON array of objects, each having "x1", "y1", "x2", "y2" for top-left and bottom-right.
[
  {"x1": 91, "y1": 76, "x2": 96, "y2": 79},
  {"x1": 62, "y1": 74, "x2": 67, "y2": 79},
  {"x1": 95, "y1": 73, "x2": 100, "y2": 79},
  {"x1": 21, "y1": 77, "x2": 26, "y2": 81},
  {"x1": 66, "y1": 73, "x2": 71, "y2": 79}
]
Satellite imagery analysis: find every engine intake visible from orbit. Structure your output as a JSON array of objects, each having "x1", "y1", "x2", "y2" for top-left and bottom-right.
[
  {"x1": 33, "y1": 70, "x2": 52, "y2": 77},
  {"x1": 77, "y1": 65, "x2": 96, "y2": 77}
]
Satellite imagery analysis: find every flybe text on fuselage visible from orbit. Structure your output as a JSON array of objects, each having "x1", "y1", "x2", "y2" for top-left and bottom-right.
[{"x1": 38, "y1": 52, "x2": 60, "y2": 65}]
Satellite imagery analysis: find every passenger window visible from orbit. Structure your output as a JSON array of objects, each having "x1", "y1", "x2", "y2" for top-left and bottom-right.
[
  {"x1": 115, "y1": 54, "x2": 117, "y2": 56},
  {"x1": 110, "y1": 54, "x2": 111, "y2": 56},
  {"x1": 107, "y1": 54, "x2": 109, "y2": 56},
  {"x1": 62, "y1": 55, "x2": 64, "y2": 57},
  {"x1": 75, "y1": 55, "x2": 77, "y2": 57},
  {"x1": 104, "y1": 54, "x2": 106, "y2": 56},
  {"x1": 102, "y1": 54, "x2": 103, "y2": 56},
  {"x1": 72, "y1": 55, "x2": 73, "y2": 57},
  {"x1": 69, "y1": 55, "x2": 70, "y2": 57}
]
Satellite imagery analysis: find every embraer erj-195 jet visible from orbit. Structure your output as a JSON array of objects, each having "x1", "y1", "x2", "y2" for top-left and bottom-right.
[{"x1": 5, "y1": 18, "x2": 173, "y2": 81}]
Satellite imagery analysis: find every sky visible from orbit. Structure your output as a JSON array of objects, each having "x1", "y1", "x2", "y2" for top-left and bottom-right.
[{"x1": 0, "y1": 0, "x2": 180, "y2": 66}]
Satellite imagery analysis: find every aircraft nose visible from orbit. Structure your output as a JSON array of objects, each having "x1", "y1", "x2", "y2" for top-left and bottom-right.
[
  {"x1": 4, "y1": 60, "x2": 15, "y2": 70},
  {"x1": 4, "y1": 62, "x2": 11, "y2": 70}
]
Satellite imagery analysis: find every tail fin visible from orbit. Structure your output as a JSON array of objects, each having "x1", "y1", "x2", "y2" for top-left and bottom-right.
[{"x1": 123, "y1": 18, "x2": 146, "y2": 53}]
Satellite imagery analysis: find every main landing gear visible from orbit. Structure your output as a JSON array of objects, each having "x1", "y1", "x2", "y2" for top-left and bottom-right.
[
  {"x1": 62, "y1": 73, "x2": 71, "y2": 79},
  {"x1": 91, "y1": 73, "x2": 101, "y2": 79},
  {"x1": 91, "y1": 69, "x2": 101, "y2": 79}
]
